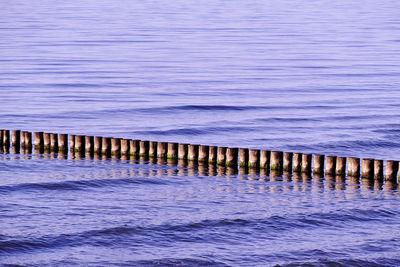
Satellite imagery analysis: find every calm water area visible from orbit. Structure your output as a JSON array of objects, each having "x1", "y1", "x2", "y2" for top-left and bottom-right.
[{"x1": 1, "y1": 0, "x2": 400, "y2": 266}]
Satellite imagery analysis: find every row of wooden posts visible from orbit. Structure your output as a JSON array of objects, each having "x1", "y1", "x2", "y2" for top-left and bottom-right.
[{"x1": 1, "y1": 129, "x2": 399, "y2": 182}]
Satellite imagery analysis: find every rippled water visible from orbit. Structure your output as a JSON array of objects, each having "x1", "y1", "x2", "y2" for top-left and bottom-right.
[{"x1": 2, "y1": 0, "x2": 400, "y2": 266}]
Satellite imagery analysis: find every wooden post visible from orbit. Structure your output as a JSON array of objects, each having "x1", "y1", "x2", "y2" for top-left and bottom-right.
[
  {"x1": 129, "y1": 139, "x2": 140, "y2": 156},
  {"x1": 226, "y1": 147, "x2": 238, "y2": 167},
  {"x1": 111, "y1": 138, "x2": 121, "y2": 156},
  {"x1": 293, "y1": 153, "x2": 302, "y2": 172},
  {"x1": 260, "y1": 150, "x2": 270, "y2": 169},
  {"x1": 217, "y1": 147, "x2": 226, "y2": 166},
  {"x1": 149, "y1": 141, "x2": 157, "y2": 157},
  {"x1": 139, "y1": 140, "x2": 149, "y2": 156},
  {"x1": 188, "y1": 144, "x2": 199, "y2": 161},
  {"x1": 167, "y1": 142, "x2": 178, "y2": 159},
  {"x1": 34, "y1": 132, "x2": 43, "y2": 150},
  {"x1": 336, "y1": 157, "x2": 346, "y2": 176},
  {"x1": 209, "y1": 146, "x2": 217, "y2": 164},
  {"x1": 157, "y1": 142, "x2": 167, "y2": 158},
  {"x1": 121, "y1": 139, "x2": 130, "y2": 155},
  {"x1": 74, "y1": 135, "x2": 85, "y2": 152},
  {"x1": 239, "y1": 148, "x2": 249, "y2": 167},
  {"x1": 198, "y1": 145, "x2": 209, "y2": 162},
  {"x1": 361, "y1": 158, "x2": 374, "y2": 179},
  {"x1": 102, "y1": 137, "x2": 111, "y2": 156},
  {"x1": 385, "y1": 160, "x2": 399, "y2": 182},
  {"x1": 271, "y1": 151, "x2": 283, "y2": 171},
  {"x1": 50, "y1": 133, "x2": 58, "y2": 152},
  {"x1": 3, "y1": 130, "x2": 10, "y2": 148},
  {"x1": 347, "y1": 157, "x2": 360, "y2": 177},
  {"x1": 59, "y1": 134, "x2": 68, "y2": 153},
  {"x1": 313, "y1": 154, "x2": 324, "y2": 175},
  {"x1": 178, "y1": 143, "x2": 188, "y2": 160},
  {"x1": 301, "y1": 154, "x2": 312, "y2": 173},
  {"x1": 69, "y1": 135, "x2": 75, "y2": 152},
  {"x1": 94, "y1": 136, "x2": 102, "y2": 155},
  {"x1": 85, "y1": 136, "x2": 94, "y2": 154},
  {"x1": 283, "y1": 152, "x2": 293, "y2": 172},
  {"x1": 21, "y1": 131, "x2": 26, "y2": 148},
  {"x1": 325, "y1": 156, "x2": 336, "y2": 175},
  {"x1": 249, "y1": 149, "x2": 260, "y2": 169},
  {"x1": 374, "y1": 159, "x2": 383, "y2": 180},
  {"x1": 43, "y1": 133, "x2": 51, "y2": 151},
  {"x1": 0, "y1": 130, "x2": 3, "y2": 147},
  {"x1": 25, "y1": 132, "x2": 33, "y2": 150},
  {"x1": 12, "y1": 130, "x2": 21, "y2": 151}
]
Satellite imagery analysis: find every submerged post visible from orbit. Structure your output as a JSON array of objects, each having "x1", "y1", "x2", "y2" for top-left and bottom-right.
[
  {"x1": 361, "y1": 158, "x2": 374, "y2": 179},
  {"x1": 271, "y1": 151, "x2": 283, "y2": 171},
  {"x1": 283, "y1": 152, "x2": 293, "y2": 172},
  {"x1": 313, "y1": 154, "x2": 324, "y2": 175},
  {"x1": 217, "y1": 147, "x2": 227, "y2": 166},
  {"x1": 293, "y1": 153, "x2": 302, "y2": 172},
  {"x1": 347, "y1": 157, "x2": 360, "y2": 177}
]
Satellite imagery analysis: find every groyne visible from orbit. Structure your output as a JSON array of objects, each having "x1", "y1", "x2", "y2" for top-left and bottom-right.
[{"x1": 1, "y1": 128, "x2": 399, "y2": 183}]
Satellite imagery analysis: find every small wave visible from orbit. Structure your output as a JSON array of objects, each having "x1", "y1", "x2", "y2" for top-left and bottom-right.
[{"x1": 128, "y1": 258, "x2": 229, "y2": 267}]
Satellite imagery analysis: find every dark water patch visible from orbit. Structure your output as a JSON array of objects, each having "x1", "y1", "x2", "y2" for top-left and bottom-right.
[
  {"x1": 126, "y1": 258, "x2": 229, "y2": 267},
  {"x1": 279, "y1": 258, "x2": 400, "y2": 267}
]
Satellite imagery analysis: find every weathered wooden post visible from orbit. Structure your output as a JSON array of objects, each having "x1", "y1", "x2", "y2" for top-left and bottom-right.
[
  {"x1": 102, "y1": 137, "x2": 111, "y2": 156},
  {"x1": 198, "y1": 145, "x2": 209, "y2": 163},
  {"x1": 209, "y1": 146, "x2": 217, "y2": 164},
  {"x1": 167, "y1": 142, "x2": 178, "y2": 159},
  {"x1": 226, "y1": 147, "x2": 238, "y2": 168},
  {"x1": 121, "y1": 139, "x2": 130, "y2": 155},
  {"x1": 139, "y1": 140, "x2": 149, "y2": 157},
  {"x1": 385, "y1": 160, "x2": 399, "y2": 182},
  {"x1": 111, "y1": 138, "x2": 121, "y2": 157},
  {"x1": 347, "y1": 157, "x2": 360, "y2": 177},
  {"x1": 3, "y1": 130, "x2": 10, "y2": 148},
  {"x1": 58, "y1": 134, "x2": 68, "y2": 153},
  {"x1": 239, "y1": 148, "x2": 249, "y2": 168},
  {"x1": 361, "y1": 158, "x2": 374, "y2": 179},
  {"x1": 34, "y1": 132, "x2": 43, "y2": 151},
  {"x1": 271, "y1": 151, "x2": 283, "y2": 171},
  {"x1": 301, "y1": 154, "x2": 312, "y2": 173},
  {"x1": 12, "y1": 130, "x2": 21, "y2": 152},
  {"x1": 148, "y1": 141, "x2": 157, "y2": 157},
  {"x1": 188, "y1": 144, "x2": 199, "y2": 161},
  {"x1": 85, "y1": 136, "x2": 94, "y2": 154},
  {"x1": 129, "y1": 139, "x2": 140, "y2": 157},
  {"x1": 325, "y1": 156, "x2": 336, "y2": 175},
  {"x1": 0, "y1": 130, "x2": 3, "y2": 147},
  {"x1": 283, "y1": 152, "x2": 293, "y2": 172},
  {"x1": 74, "y1": 135, "x2": 85, "y2": 153},
  {"x1": 217, "y1": 147, "x2": 227, "y2": 166},
  {"x1": 50, "y1": 133, "x2": 58, "y2": 152},
  {"x1": 157, "y1": 142, "x2": 167, "y2": 159},
  {"x1": 313, "y1": 154, "x2": 324, "y2": 175},
  {"x1": 94, "y1": 137, "x2": 102, "y2": 155},
  {"x1": 374, "y1": 159, "x2": 383, "y2": 180},
  {"x1": 260, "y1": 150, "x2": 270, "y2": 169},
  {"x1": 336, "y1": 157, "x2": 346, "y2": 176},
  {"x1": 43, "y1": 133, "x2": 51, "y2": 151},
  {"x1": 249, "y1": 149, "x2": 260, "y2": 169},
  {"x1": 21, "y1": 131, "x2": 26, "y2": 148},
  {"x1": 24, "y1": 132, "x2": 33, "y2": 151},
  {"x1": 178, "y1": 143, "x2": 188, "y2": 160},
  {"x1": 69, "y1": 135, "x2": 75, "y2": 152},
  {"x1": 292, "y1": 153, "x2": 302, "y2": 172}
]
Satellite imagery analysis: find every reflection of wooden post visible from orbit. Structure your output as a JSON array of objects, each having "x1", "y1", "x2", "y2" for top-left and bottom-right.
[
  {"x1": 226, "y1": 147, "x2": 238, "y2": 167},
  {"x1": 283, "y1": 152, "x2": 293, "y2": 172},
  {"x1": 385, "y1": 160, "x2": 399, "y2": 182},
  {"x1": 301, "y1": 154, "x2": 312, "y2": 173},
  {"x1": 271, "y1": 151, "x2": 283, "y2": 171},
  {"x1": 361, "y1": 158, "x2": 374, "y2": 179},
  {"x1": 188, "y1": 144, "x2": 199, "y2": 161},
  {"x1": 50, "y1": 133, "x2": 58, "y2": 152},
  {"x1": 336, "y1": 157, "x2": 346, "y2": 176},
  {"x1": 325, "y1": 156, "x2": 336, "y2": 175},
  {"x1": 178, "y1": 144, "x2": 188, "y2": 160},
  {"x1": 198, "y1": 145, "x2": 209, "y2": 162},
  {"x1": 260, "y1": 150, "x2": 270, "y2": 169},
  {"x1": 239, "y1": 148, "x2": 249, "y2": 167},
  {"x1": 217, "y1": 147, "x2": 226, "y2": 166},
  {"x1": 374, "y1": 160, "x2": 383, "y2": 180},
  {"x1": 313, "y1": 154, "x2": 324, "y2": 175},
  {"x1": 167, "y1": 142, "x2": 178, "y2": 159},
  {"x1": 209, "y1": 146, "x2": 217, "y2": 164},
  {"x1": 293, "y1": 153, "x2": 302, "y2": 172},
  {"x1": 157, "y1": 142, "x2": 167, "y2": 159},
  {"x1": 347, "y1": 157, "x2": 360, "y2": 177},
  {"x1": 59, "y1": 134, "x2": 68, "y2": 153}
]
